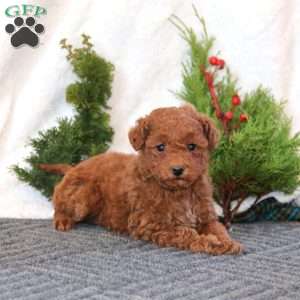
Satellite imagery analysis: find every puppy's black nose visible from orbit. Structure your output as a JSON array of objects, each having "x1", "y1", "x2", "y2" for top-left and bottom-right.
[{"x1": 172, "y1": 166, "x2": 184, "y2": 177}]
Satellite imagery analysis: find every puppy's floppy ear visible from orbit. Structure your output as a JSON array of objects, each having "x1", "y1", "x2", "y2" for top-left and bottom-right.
[
  {"x1": 200, "y1": 114, "x2": 219, "y2": 151},
  {"x1": 180, "y1": 104, "x2": 219, "y2": 151},
  {"x1": 129, "y1": 116, "x2": 150, "y2": 151}
]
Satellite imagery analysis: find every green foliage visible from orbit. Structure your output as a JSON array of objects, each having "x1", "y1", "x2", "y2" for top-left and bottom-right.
[
  {"x1": 213, "y1": 88, "x2": 300, "y2": 197},
  {"x1": 12, "y1": 34, "x2": 114, "y2": 198},
  {"x1": 171, "y1": 9, "x2": 300, "y2": 223}
]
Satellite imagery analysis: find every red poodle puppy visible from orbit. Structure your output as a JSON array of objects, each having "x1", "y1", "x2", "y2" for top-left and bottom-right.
[{"x1": 40, "y1": 105, "x2": 243, "y2": 255}]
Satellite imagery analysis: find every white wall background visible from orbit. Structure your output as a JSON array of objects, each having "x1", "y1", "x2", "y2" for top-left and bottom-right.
[{"x1": 0, "y1": 0, "x2": 299, "y2": 218}]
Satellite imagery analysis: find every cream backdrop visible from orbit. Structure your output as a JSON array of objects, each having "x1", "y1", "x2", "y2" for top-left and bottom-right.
[{"x1": 1, "y1": 0, "x2": 300, "y2": 218}]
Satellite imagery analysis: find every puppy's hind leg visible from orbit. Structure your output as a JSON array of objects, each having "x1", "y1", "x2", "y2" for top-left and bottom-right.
[
  {"x1": 53, "y1": 179, "x2": 101, "y2": 232},
  {"x1": 53, "y1": 198, "x2": 95, "y2": 231},
  {"x1": 54, "y1": 211, "x2": 74, "y2": 231},
  {"x1": 53, "y1": 201, "x2": 92, "y2": 231}
]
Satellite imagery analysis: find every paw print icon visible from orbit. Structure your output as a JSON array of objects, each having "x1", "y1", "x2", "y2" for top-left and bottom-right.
[{"x1": 5, "y1": 16, "x2": 45, "y2": 48}]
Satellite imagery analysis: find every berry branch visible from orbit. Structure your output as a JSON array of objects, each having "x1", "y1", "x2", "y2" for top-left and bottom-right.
[{"x1": 201, "y1": 56, "x2": 248, "y2": 135}]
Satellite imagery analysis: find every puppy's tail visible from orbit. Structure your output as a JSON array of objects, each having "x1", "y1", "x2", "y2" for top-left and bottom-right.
[{"x1": 38, "y1": 163, "x2": 73, "y2": 175}]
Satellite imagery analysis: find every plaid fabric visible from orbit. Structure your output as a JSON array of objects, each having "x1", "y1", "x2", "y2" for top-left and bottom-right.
[{"x1": 233, "y1": 197, "x2": 300, "y2": 223}]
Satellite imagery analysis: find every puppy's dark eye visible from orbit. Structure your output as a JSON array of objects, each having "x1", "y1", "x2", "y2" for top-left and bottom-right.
[
  {"x1": 156, "y1": 144, "x2": 165, "y2": 152},
  {"x1": 187, "y1": 143, "x2": 197, "y2": 151}
]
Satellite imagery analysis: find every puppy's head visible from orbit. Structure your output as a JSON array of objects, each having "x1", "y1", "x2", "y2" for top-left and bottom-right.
[{"x1": 129, "y1": 105, "x2": 219, "y2": 189}]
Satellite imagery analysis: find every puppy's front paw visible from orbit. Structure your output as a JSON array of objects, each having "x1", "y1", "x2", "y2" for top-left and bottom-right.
[
  {"x1": 190, "y1": 234, "x2": 221, "y2": 253},
  {"x1": 224, "y1": 240, "x2": 244, "y2": 255},
  {"x1": 54, "y1": 216, "x2": 74, "y2": 231},
  {"x1": 212, "y1": 239, "x2": 244, "y2": 255}
]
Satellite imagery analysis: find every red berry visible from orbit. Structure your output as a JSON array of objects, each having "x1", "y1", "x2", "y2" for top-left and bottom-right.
[
  {"x1": 224, "y1": 111, "x2": 234, "y2": 121},
  {"x1": 232, "y1": 95, "x2": 241, "y2": 106},
  {"x1": 209, "y1": 56, "x2": 219, "y2": 66},
  {"x1": 218, "y1": 59, "x2": 225, "y2": 69},
  {"x1": 239, "y1": 114, "x2": 248, "y2": 122}
]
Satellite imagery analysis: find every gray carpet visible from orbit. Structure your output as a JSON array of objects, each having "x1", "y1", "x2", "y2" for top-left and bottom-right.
[{"x1": 1, "y1": 220, "x2": 300, "y2": 300}]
